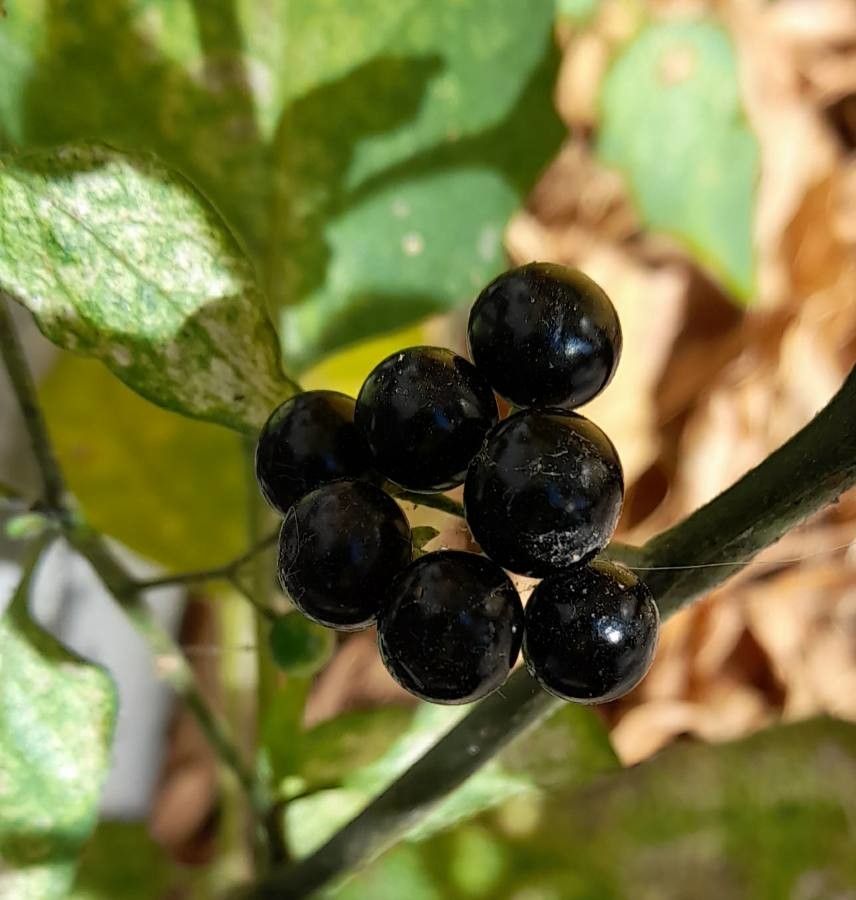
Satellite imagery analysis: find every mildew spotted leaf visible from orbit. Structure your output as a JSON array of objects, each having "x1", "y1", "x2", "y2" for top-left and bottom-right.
[
  {"x1": 0, "y1": 143, "x2": 297, "y2": 432},
  {"x1": 0, "y1": 561, "x2": 117, "y2": 899}
]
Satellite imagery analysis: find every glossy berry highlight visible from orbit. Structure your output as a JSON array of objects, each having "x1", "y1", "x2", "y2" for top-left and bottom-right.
[
  {"x1": 355, "y1": 346, "x2": 498, "y2": 492},
  {"x1": 523, "y1": 560, "x2": 659, "y2": 703},
  {"x1": 278, "y1": 480, "x2": 411, "y2": 631},
  {"x1": 378, "y1": 551, "x2": 524, "y2": 704},
  {"x1": 464, "y1": 408, "x2": 623, "y2": 577},
  {"x1": 255, "y1": 390, "x2": 372, "y2": 514},
  {"x1": 468, "y1": 262, "x2": 621, "y2": 409}
]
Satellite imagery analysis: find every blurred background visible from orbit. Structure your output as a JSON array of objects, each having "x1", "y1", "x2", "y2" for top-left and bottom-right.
[{"x1": 1, "y1": 0, "x2": 855, "y2": 897}]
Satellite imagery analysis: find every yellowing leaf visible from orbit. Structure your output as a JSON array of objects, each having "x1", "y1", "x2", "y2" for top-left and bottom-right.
[{"x1": 39, "y1": 353, "x2": 246, "y2": 571}]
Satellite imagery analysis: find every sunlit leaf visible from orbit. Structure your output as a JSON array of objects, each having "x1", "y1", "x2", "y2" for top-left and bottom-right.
[
  {"x1": 0, "y1": 143, "x2": 295, "y2": 432},
  {"x1": 598, "y1": 20, "x2": 758, "y2": 301}
]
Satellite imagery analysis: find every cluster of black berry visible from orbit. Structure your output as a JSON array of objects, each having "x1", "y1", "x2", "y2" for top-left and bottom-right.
[{"x1": 256, "y1": 263, "x2": 659, "y2": 706}]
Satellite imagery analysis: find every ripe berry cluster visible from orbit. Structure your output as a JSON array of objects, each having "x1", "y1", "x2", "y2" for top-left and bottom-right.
[{"x1": 256, "y1": 263, "x2": 659, "y2": 705}]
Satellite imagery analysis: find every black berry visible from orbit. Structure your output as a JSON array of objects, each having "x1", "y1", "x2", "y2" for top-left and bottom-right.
[
  {"x1": 378, "y1": 551, "x2": 523, "y2": 704},
  {"x1": 464, "y1": 408, "x2": 623, "y2": 576},
  {"x1": 523, "y1": 560, "x2": 659, "y2": 703},
  {"x1": 468, "y1": 262, "x2": 622, "y2": 409},
  {"x1": 278, "y1": 480, "x2": 411, "y2": 631},
  {"x1": 255, "y1": 391, "x2": 372, "y2": 514},
  {"x1": 355, "y1": 346, "x2": 498, "y2": 492}
]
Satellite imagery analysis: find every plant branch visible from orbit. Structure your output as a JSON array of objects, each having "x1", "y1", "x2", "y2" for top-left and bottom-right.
[
  {"x1": 0, "y1": 293, "x2": 67, "y2": 514},
  {"x1": 134, "y1": 530, "x2": 279, "y2": 621},
  {"x1": 246, "y1": 364, "x2": 856, "y2": 900}
]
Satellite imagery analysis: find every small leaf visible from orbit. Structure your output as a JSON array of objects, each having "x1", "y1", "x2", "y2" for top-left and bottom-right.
[
  {"x1": 0, "y1": 561, "x2": 117, "y2": 899},
  {"x1": 598, "y1": 20, "x2": 759, "y2": 301},
  {"x1": 269, "y1": 614, "x2": 335, "y2": 678},
  {"x1": 0, "y1": 143, "x2": 296, "y2": 433},
  {"x1": 4, "y1": 511, "x2": 49, "y2": 541},
  {"x1": 411, "y1": 526, "x2": 439, "y2": 555}
]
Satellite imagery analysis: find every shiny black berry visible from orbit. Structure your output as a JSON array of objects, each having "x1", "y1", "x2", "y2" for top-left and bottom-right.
[
  {"x1": 255, "y1": 391, "x2": 372, "y2": 514},
  {"x1": 523, "y1": 560, "x2": 659, "y2": 703},
  {"x1": 278, "y1": 480, "x2": 411, "y2": 631},
  {"x1": 464, "y1": 408, "x2": 623, "y2": 577},
  {"x1": 378, "y1": 551, "x2": 523, "y2": 704},
  {"x1": 355, "y1": 346, "x2": 498, "y2": 492},
  {"x1": 468, "y1": 262, "x2": 622, "y2": 409}
]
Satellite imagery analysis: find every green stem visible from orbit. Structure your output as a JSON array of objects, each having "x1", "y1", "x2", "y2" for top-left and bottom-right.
[
  {"x1": 246, "y1": 364, "x2": 856, "y2": 900},
  {"x1": 134, "y1": 531, "x2": 280, "y2": 621},
  {"x1": 65, "y1": 522, "x2": 265, "y2": 809},
  {"x1": 0, "y1": 294, "x2": 67, "y2": 514}
]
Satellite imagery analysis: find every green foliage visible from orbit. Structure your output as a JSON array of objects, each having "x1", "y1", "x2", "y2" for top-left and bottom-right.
[
  {"x1": 557, "y1": 0, "x2": 601, "y2": 27},
  {"x1": 411, "y1": 525, "x2": 440, "y2": 555},
  {"x1": 0, "y1": 559, "x2": 116, "y2": 899},
  {"x1": 0, "y1": 143, "x2": 294, "y2": 432},
  {"x1": 39, "y1": 354, "x2": 246, "y2": 570},
  {"x1": 336, "y1": 717, "x2": 856, "y2": 898},
  {"x1": 269, "y1": 614, "x2": 336, "y2": 678},
  {"x1": 4, "y1": 511, "x2": 49, "y2": 540},
  {"x1": 598, "y1": 20, "x2": 759, "y2": 301},
  {"x1": 70, "y1": 822, "x2": 214, "y2": 900},
  {"x1": 0, "y1": 0, "x2": 562, "y2": 372},
  {"x1": 284, "y1": 702, "x2": 617, "y2": 857}
]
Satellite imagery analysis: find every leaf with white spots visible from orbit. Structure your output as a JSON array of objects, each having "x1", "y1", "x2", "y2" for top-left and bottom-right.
[
  {"x1": 1, "y1": 1, "x2": 562, "y2": 370},
  {"x1": 0, "y1": 144, "x2": 297, "y2": 432},
  {"x1": 0, "y1": 559, "x2": 117, "y2": 899}
]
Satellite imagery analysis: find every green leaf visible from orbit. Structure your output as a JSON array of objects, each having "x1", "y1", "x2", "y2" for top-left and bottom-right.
[
  {"x1": 285, "y1": 701, "x2": 617, "y2": 857},
  {"x1": 0, "y1": 142, "x2": 295, "y2": 433},
  {"x1": 411, "y1": 525, "x2": 440, "y2": 555},
  {"x1": 70, "y1": 822, "x2": 215, "y2": 900},
  {"x1": 598, "y1": 20, "x2": 759, "y2": 301},
  {"x1": 0, "y1": 559, "x2": 117, "y2": 899},
  {"x1": 0, "y1": 0, "x2": 43, "y2": 148},
  {"x1": 4, "y1": 0, "x2": 562, "y2": 370},
  {"x1": 556, "y1": 0, "x2": 601, "y2": 27},
  {"x1": 272, "y1": 1, "x2": 563, "y2": 368},
  {"x1": 269, "y1": 614, "x2": 336, "y2": 678},
  {"x1": 38, "y1": 353, "x2": 246, "y2": 571},
  {"x1": 336, "y1": 717, "x2": 856, "y2": 899}
]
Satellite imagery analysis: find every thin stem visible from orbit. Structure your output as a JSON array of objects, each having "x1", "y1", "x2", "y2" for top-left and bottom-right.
[
  {"x1": 244, "y1": 436, "x2": 282, "y2": 868},
  {"x1": 0, "y1": 294, "x2": 67, "y2": 513},
  {"x1": 134, "y1": 531, "x2": 278, "y2": 593},
  {"x1": 65, "y1": 524, "x2": 265, "y2": 809},
  {"x1": 246, "y1": 364, "x2": 856, "y2": 900},
  {"x1": 386, "y1": 485, "x2": 465, "y2": 519}
]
